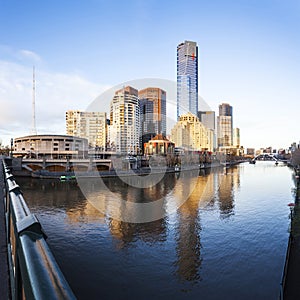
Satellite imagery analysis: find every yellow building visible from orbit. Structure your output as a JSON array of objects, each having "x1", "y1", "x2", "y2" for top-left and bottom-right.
[{"x1": 170, "y1": 112, "x2": 214, "y2": 151}]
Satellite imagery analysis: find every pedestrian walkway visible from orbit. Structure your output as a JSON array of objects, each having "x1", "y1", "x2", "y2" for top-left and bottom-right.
[
  {"x1": 282, "y1": 176, "x2": 300, "y2": 300},
  {"x1": 283, "y1": 235, "x2": 300, "y2": 299},
  {"x1": 0, "y1": 158, "x2": 10, "y2": 299}
]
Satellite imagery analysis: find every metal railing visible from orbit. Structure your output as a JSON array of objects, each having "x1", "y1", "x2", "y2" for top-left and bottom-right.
[{"x1": 2, "y1": 160, "x2": 76, "y2": 299}]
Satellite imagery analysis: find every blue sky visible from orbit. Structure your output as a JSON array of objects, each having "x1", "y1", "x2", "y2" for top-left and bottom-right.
[{"x1": 0, "y1": 0, "x2": 299, "y2": 149}]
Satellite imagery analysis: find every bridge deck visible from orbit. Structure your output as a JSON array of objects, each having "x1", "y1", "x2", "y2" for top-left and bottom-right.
[{"x1": 0, "y1": 158, "x2": 10, "y2": 299}]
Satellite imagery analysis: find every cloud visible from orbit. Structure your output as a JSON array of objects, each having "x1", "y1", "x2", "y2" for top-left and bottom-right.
[
  {"x1": 18, "y1": 49, "x2": 42, "y2": 62},
  {"x1": 0, "y1": 60, "x2": 110, "y2": 145}
]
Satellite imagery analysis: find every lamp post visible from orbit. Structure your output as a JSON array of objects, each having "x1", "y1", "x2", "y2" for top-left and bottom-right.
[{"x1": 10, "y1": 138, "x2": 13, "y2": 158}]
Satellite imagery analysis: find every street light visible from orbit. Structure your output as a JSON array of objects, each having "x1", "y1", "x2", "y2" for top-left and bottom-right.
[{"x1": 10, "y1": 138, "x2": 13, "y2": 158}]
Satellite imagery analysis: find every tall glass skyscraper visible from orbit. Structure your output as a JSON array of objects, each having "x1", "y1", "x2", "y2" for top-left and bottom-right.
[{"x1": 177, "y1": 40, "x2": 198, "y2": 119}]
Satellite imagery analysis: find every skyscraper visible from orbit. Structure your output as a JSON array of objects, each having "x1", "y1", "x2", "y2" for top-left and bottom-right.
[
  {"x1": 233, "y1": 128, "x2": 240, "y2": 148},
  {"x1": 217, "y1": 103, "x2": 233, "y2": 148},
  {"x1": 139, "y1": 87, "x2": 166, "y2": 148},
  {"x1": 177, "y1": 40, "x2": 198, "y2": 119},
  {"x1": 108, "y1": 86, "x2": 140, "y2": 154},
  {"x1": 197, "y1": 111, "x2": 215, "y2": 131}
]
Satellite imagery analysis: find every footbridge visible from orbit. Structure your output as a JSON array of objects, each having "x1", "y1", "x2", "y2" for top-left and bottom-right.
[{"x1": 252, "y1": 153, "x2": 279, "y2": 162}]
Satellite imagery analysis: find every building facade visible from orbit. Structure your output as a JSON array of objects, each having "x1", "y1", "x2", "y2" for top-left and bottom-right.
[
  {"x1": 139, "y1": 87, "x2": 167, "y2": 148},
  {"x1": 217, "y1": 103, "x2": 233, "y2": 148},
  {"x1": 170, "y1": 112, "x2": 214, "y2": 152},
  {"x1": 66, "y1": 110, "x2": 107, "y2": 149},
  {"x1": 198, "y1": 110, "x2": 216, "y2": 150},
  {"x1": 233, "y1": 128, "x2": 240, "y2": 148},
  {"x1": 14, "y1": 134, "x2": 88, "y2": 158},
  {"x1": 108, "y1": 86, "x2": 140, "y2": 154},
  {"x1": 177, "y1": 41, "x2": 198, "y2": 119},
  {"x1": 197, "y1": 111, "x2": 215, "y2": 131},
  {"x1": 144, "y1": 134, "x2": 175, "y2": 156}
]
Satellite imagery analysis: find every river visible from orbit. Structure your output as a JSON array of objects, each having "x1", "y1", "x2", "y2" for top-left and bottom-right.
[{"x1": 17, "y1": 161, "x2": 294, "y2": 299}]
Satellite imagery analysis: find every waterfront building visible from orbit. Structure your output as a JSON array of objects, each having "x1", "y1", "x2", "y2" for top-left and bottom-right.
[
  {"x1": 217, "y1": 103, "x2": 233, "y2": 148},
  {"x1": 177, "y1": 40, "x2": 198, "y2": 119},
  {"x1": 233, "y1": 128, "x2": 240, "y2": 148},
  {"x1": 108, "y1": 86, "x2": 140, "y2": 154},
  {"x1": 246, "y1": 148, "x2": 255, "y2": 156},
  {"x1": 198, "y1": 110, "x2": 216, "y2": 150},
  {"x1": 144, "y1": 134, "x2": 175, "y2": 156},
  {"x1": 66, "y1": 110, "x2": 107, "y2": 149},
  {"x1": 139, "y1": 87, "x2": 167, "y2": 148},
  {"x1": 13, "y1": 134, "x2": 88, "y2": 159},
  {"x1": 170, "y1": 112, "x2": 214, "y2": 152},
  {"x1": 197, "y1": 111, "x2": 215, "y2": 131}
]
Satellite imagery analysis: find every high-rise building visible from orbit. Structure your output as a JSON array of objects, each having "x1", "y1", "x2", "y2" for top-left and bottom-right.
[
  {"x1": 233, "y1": 128, "x2": 240, "y2": 148},
  {"x1": 139, "y1": 87, "x2": 166, "y2": 148},
  {"x1": 170, "y1": 112, "x2": 214, "y2": 152},
  {"x1": 217, "y1": 103, "x2": 233, "y2": 148},
  {"x1": 108, "y1": 86, "x2": 140, "y2": 154},
  {"x1": 177, "y1": 40, "x2": 198, "y2": 119},
  {"x1": 197, "y1": 111, "x2": 215, "y2": 131},
  {"x1": 66, "y1": 110, "x2": 107, "y2": 149},
  {"x1": 198, "y1": 110, "x2": 216, "y2": 150}
]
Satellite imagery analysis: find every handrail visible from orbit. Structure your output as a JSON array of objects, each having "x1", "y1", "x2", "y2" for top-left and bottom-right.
[{"x1": 2, "y1": 159, "x2": 76, "y2": 300}]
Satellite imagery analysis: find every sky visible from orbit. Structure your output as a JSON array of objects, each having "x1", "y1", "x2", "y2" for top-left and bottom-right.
[{"x1": 0, "y1": 0, "x2": 299, "y2": 150}]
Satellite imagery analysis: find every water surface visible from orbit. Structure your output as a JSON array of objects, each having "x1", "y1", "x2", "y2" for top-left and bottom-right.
[{"x1": 18, "y1": 161, "x2": 293, "y2": 299}]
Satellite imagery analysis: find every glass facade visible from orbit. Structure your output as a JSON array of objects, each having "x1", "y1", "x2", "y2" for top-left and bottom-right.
[
  {"x1": 177, "y1": 41, "x2": 198, "y2": 119},
  {"x1": 139, "y1": 87, "x2": 167, "y2": 150}
]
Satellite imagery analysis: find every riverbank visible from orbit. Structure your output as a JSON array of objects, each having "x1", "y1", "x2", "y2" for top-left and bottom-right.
[
  {"x1": 282, "y1": 170, "x2": 300, "y2": 299},
  {"x1": 12, "y1": 160, "x2": 245, "y2": 179}
]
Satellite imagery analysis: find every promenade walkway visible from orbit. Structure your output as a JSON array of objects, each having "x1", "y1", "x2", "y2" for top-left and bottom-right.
[
  {"x1": 284, "y1": 236, "x2": 300, "y2": 299},
  {"x1": 0, "y1": 158, "x2": 10, "y2": 299}
]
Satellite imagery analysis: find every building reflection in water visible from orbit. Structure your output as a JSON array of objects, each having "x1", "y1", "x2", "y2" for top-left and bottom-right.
[
  {"x1": 19, "y1": 167, "x2": 241, "y2": 285},
  {"x1": 79, "y1": 174, "x2": 178, "y2": 247},
  {"x1": 174, "y1": 169, "x2": 216, "y2": 282},
  {"x1": 216, "y1": 166, "x2": 240, "y2": 219},
  {"x1": 77, "y1": 172, "x2": 178, "y2": 223}
]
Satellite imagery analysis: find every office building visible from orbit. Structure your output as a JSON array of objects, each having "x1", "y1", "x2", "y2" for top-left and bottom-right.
[
  {"x1": 139, "y1": 87, "x2": 166, "y2": 148},
  {"x1": 233, "y1": 128, "x2": 240, "y2": 148},
  {"x1": 197, "y1": 111, "x2": 215, "y2": 131},
  {"x1": 177, "y1": 40, "x2": 198, "y2": 119},
  {"x1": 217, "y1": 103, "x2": 233, "y2": 148}
]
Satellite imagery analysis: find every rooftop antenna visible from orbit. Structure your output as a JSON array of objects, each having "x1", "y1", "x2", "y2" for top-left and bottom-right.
[{"x1": 31, "y1": 66, "x2": 37, "y2": 135}]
